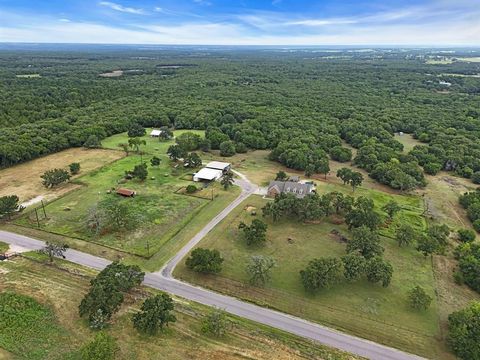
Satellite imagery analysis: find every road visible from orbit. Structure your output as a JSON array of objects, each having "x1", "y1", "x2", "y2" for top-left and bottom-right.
[{"x1": 0, "y1": 173, "x2": 425, "y2": 360}]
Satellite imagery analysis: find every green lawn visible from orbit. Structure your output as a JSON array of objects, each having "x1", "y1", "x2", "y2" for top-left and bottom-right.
[
  {"x1": 175, "y1": 192, "x2": 443, "y2": 358},
  {"x1": 0, "y1": 241, "x2": 8, "y2": 253}
]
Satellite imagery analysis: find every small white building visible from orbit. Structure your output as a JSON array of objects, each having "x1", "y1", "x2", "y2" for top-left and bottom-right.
[
  {"x1": 205, "y1": 161, "x2": 231, "y2": 173},
  {"x1": 150, "y1": 129, "x2": 163, "y2": 137},
  {"x1": 193, "y1": 168, "x2": 223, "y2": 182}
]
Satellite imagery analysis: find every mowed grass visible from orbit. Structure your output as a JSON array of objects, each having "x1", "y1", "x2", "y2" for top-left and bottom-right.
[
  {"x1": 0, "y1": 257, "x2": 360, "y2": 360},
  {"x1": 0, "y1": 148, "x2": 124, "y2": 207},
  {"x1": 175, "y1": 190, "x2": 444, "y2": 358}
]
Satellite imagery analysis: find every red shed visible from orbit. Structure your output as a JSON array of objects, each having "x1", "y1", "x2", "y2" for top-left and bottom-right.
[{"x1": 116, "y1": 188, "x2": 136, "y2": 197}]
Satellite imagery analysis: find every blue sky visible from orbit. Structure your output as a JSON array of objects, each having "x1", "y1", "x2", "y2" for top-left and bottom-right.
[{"x1": 0, "y1": 0, "x2": 479, "y2": 45}]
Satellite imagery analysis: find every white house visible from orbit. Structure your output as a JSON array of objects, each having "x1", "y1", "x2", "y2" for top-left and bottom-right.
[
  {"x1": 193, "y1": 168, "x2": 223, "y2": 182},
  {"x1": 150, "y1": 129, "x2": 162, "y2": 137}
]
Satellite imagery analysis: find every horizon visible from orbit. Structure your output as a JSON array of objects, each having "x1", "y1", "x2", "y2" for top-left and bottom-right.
[{"x1": 1, "y1": 0, "x2": 479, "y2": 46}]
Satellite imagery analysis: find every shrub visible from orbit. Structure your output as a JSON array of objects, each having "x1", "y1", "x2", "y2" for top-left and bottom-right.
[
  {"x1": 448, "y1": 302, "x2": 480, "y2": 359},
  {"x1": 186, "y1": 184, "x2": 197, "y2": 194},
  {"x1": 407, "y1": 286, "x2": 432, "y2": 311},
  {"x1": 185, "y1": 248, "x2": 223, "y2": 274},
  {"x1": 219, "y1": 141, "x2": 236, "y2": 157},
  {"x1": 471, "y1": 171, "x2": 480, "y2": 184},
  {"x1": 80, "y1": 332, "x2": 118, "y2": 360},
  {"x1": 458, "y1": 228, "x2": 476, "y2": 243}
]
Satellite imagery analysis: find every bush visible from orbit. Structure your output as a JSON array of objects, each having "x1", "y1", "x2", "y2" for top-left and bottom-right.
[
  {"x1": 407, "y1": 286, "x2": 432, "y2": 311},
  {"x1": 201, "y1": 308, "x2": 229, "y2": 337},
  {"x1": 186, "y1": 184, "x2": 197, "y2": 193},
  {"x1": 219, "y1": 141, "x2": 236, "y2": 157},
  {"x1": 472, "y1": 171, "x2": 480, "y2": 184},
  {"x1": 69, "y1": 162, "x2": 81, "y2": 175},
  {"x1": 235, "y1": 142, "x2": 248, "y2": 153},
  {"x1": 185, "y1": 248, "x2": 223, "y2": 274},
  {"x1": 423, "y1": 162, "x2": 442, "y2": 175},
  {"x1": 458, "y1": 228, "x2": 476, "y2": 243}
]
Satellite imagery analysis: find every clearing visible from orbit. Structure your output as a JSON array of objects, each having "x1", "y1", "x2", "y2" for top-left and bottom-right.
[
  {"x1": 99, "y1": 70, "x2": 123, "y2": 77},
  {"x1": 15, "y1": 74, "x2": 41, "y2": 78},
  {"x1": 0, "y1": 256, "x2": 358, "y2": 360},
  {"x1": 0, "y1": 148, "x2": 123, "y2": 207},
  {"x1": 174, "y1": 187, "x2": 444, "y2": 358}
]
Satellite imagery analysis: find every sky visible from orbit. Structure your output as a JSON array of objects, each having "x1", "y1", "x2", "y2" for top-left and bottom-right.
[{"x1": 0, "y1": 0, "x2": 479, "y2": 46}]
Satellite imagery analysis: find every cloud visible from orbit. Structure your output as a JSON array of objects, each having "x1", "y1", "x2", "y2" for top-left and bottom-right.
[
  {"x1": 193, "y1": 0, "x2": 212, "y2": 6},
  {"x1": 99, "y1": 1, "x2": 145, "y2": 15},
  {"x1": 58, "y1": 18, "x2": 71, "y2": 23}
]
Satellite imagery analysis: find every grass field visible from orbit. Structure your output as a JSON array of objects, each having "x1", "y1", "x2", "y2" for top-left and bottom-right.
[
  {"x1": 15, "y1": 74, "x2": 42, "y2": 78},
  {"x1": 0, "y1": 257, "x2": 360, "y2": 360},
  {"x1": 174, "y1": 189, "x2": 447, "y2": 358},
  {"x1": 394, "y1": 133, "x2": 423, "y2": 153},
  {"x1": 0, "y1": 241, "x2": 9, "y2": 253},
  {"x1": 0, "y1": 148, "x2": 124, "y2": 207}
]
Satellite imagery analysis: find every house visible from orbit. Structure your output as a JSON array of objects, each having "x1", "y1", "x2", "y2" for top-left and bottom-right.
[
  {"x1": 116, "y1": 188, "x2": 136, "y2": 197},
  {"x1": 267, "y1": 181, "x2": 314, "y2": 199},
  {"x1": 288, "y1": 176, "x2": 300, "y2": 182},
  {"x1": 205, "y1": 161, "x2": 231, "y2": 173},
  {"x1": 150, "y1": 129, "x2": 163, "y2": 137},
  {"x1": 193, "y1": 168, "x2": 223, "y2": 182}
]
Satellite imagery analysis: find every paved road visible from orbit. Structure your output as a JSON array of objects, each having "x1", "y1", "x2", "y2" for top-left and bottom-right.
[{"x1": 0, "y1": 174, "x2": 425, "y2": 360}]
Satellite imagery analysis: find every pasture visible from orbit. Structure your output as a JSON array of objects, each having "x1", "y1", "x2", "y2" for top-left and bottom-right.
[
  {"x1": 0, "y1": 148, "x2": 124, "y2": 207},
  {"x1": 175, "y1": 191, "x2": 447, "y2": 358},
  {"x1": 0, "y1": 256, "x2": 358, "y2": 360}
]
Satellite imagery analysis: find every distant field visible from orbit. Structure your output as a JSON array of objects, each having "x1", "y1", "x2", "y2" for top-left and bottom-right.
[
  {"x1": 425, "y1": 59, "x2": 454, "y2": 64},
  {"x1": 0, "y1": 257, "x2": 358, "y2": 360},
  {"x1": 0, "y1": 148, "x2": 124, "y2": 206},
  {"x1": 175, "y1": 191, "x2": 443, "y2": 358},
  {"x1": 15, "y1": 74, "x2": 41, "y2": 78},
  {"x1": 457, "y1": 57, "x2": 480, "y2": 63},
  {"x1": 394, "y1": 133, "x2": 423, "y2": 153}
]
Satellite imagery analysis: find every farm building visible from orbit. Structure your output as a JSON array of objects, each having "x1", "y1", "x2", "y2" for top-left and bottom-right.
[
  {"x1": 193, "y1": 161, "x2": 231, "y2": 182},
  {"x1": 116, "y1": 188, "x2": 136, "y2": 197},
  {"x1": 150, "y1": 129, "x2": 163, "y2": 137},
  {"x1": 267, "y1": 181, "x2": 314, "y2": 199}
]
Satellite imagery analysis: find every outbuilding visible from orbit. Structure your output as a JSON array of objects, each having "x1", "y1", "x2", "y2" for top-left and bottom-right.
[
  {"x1": 116, "y1": 188, "x2": 136, "y2": 197},
  {"x1": 193, "y1": 168, "x2": 223, "y2": 182},
  {"x1": 205, "y1": 161, "x2": 231, "y2": 173},
  {"x1": 150, "y1": 129, "x2": 163, "y2": 137}
]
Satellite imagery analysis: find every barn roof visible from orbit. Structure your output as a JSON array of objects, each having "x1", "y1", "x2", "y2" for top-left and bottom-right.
[
  {"x1": 150, "y1": 129, "x2": 162, "y2": 136},
  {"x1": 116, "y1": 188, "x2": 136, "y2": 196},
  {"x1": 194, "y1": 168, "x2": 223, "y2": 181},
  {"x1": 206, "y1": 161, "x2": 231, "y2": 170}
]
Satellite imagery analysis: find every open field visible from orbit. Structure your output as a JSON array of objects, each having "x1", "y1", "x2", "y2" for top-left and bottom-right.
[
  {"x1": 457, "y1": 57, "x2": 480, "y2": 63},
  {"x1": 175, "y1": 192, "x2": 444, "y2": 358},
  {"x1": 0, "y1": 256, "x2": 359, "y2": 360},
  {"x1": 0, "y1": 148, "x2": 124, "y2": 207},
  {"x1": 15, "y1": 74, "x2": 41, "y2": 78},
  {"x1": 394, "y1": 133, "x2": 423, "y2": 153}
]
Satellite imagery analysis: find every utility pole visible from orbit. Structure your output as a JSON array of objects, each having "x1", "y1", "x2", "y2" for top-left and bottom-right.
[
  {"x1": 34, "y1": 208, "x2": 40, "y2": 228},
  {"x1": 41, "y1": 200, "x2": 47, "y2": 218}
]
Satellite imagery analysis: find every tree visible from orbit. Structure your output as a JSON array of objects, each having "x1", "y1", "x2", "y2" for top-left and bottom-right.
[
  {"x1": 349, "y1": 171, "x2": 364, "y2": 193},
  {"x1": 330, "y1": 146, "x2": 352, "y2": 162},
  {"x1": 416, "y1": 234, "x2": 439, "y2": 258},
  {"x1": 127, "y1": 123, "x2": 146, "y2": 138},
  {"x1": 424, "y1": 162, "x2": 442, "y2": 175},
  {"x1": 202, "y1": 308, "x2": 229, "y2": 337},
  {"x1": 176, "y1": 132, "x2": 201, "y2": 151},
  {"x1": 221, "y1": 170, "x2": 234, "y2": 190},
  {"x1": 69, "y1": 162, "x2": 81, "y2": 175},
  {"x1": 80, "y1": 332, "x2": 118, "y2": 360},
  {"x1": 472, "y1": 171, "x2": 480, "y2": 185},
  {"x1": 239, "y1": 219, "x2": 268, "y2": 246},
  {"x1": 235, "y1": 142, "x2": 248, "y2": 153},
  {"x1": 246, "y1": 255, "x2": 277, "y2": 286},
  {"x1": 132, "y1": 163, "x2": 148, "y2": 181},
  {"x1": 158, "y1": 127, "x2": 173, "y2": 141},
  {"x1": 427, "y1": 224, "x2": 450, "y2": 253},
  {"x1": 150, "y1": 156, "x2": 161, "y2": 167},
  {"x1": 185, "y1": 248, "x2": 223, "y2": 274},
  {"x1": 183, "y1": 152, "x2": 202, "y2": 168},
  {"x1": 39, "y1": 242, "x2": 69, "y2": 263},
  {"x1": 167, "y1": 144, "x2": 185, "y2": 161},
  {"x1": 133, "y1": 294, "x2": 176, "y2": 335},
  {"x1": 88, "y1": 197, "x2": 141, "y2": 233},
  {"x1": 186, "y1": 184, "x2": 197, "y2": 193},
  {"x1": 336, "y1": 168, "x2": 353, "y2": 185},
  {"x1": 128, "y1": 137, "x2": 146, "y2": 153},
  {"x1": 0, "y1": 195, "x2": 24, "y2": 220},
  {"x1": 300, "y1": 257, "x2": 343, "y2": 293},
  {"x1": 219, "y1": 140, "x2": 236, "y2": 157},
  {"x1": 408, "y1": 286, "x2": 432, "y2": 311},
  {"x1": 41, "y1": 168, "x2": 71, "y2": 188},
  {"x1": 458, "y1": 228, "x2": 476, "y2": 243},
  {"x1": 382, "y1": 200, "x2": 401, "y2": 220},
  {"x1": 345, "y1": 197, "x2": 381, "y2": 230},
  {"x1": 317, "y1": 158, "x2": 330, "y2": 179},
  {"x1": 347, "y1": 226, "x2": 384, "y2": 259},
  {"x1": 341, "y1": 254, "x2": 366, "y2": 282},
  {"x1": 448, "y1": 302, "x2": 480, "y2": 360},
  {"x1": 395, "y1": 223, "x2": 416, "y2": 247},
  {"x1": 84, "y1": 135, "x2": 101, "y2": 148},
  {"x1": 275, "y1": 171, "x2": 288, "y2": 181},
  {"x1": 365, "y1": 257, "x2": 393, "y2": 287}
]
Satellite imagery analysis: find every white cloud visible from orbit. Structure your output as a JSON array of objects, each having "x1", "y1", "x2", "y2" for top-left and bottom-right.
[
  {"x1": 58, "y1": 18, "x2": 71, "y2": 23},
  {"x1": 99, "y1": 1, "x2": 145, "y2": 15},
  {"x1": 193, "y1": 0, "x2": 212, "y2": 6}
]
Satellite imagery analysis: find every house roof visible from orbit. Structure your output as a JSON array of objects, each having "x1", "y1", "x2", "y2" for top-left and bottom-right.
[
  {"x1": 267, "y1": 181, "x2": 313, "y2": 198},
  {"x1": 150, "y1": 129, "x2": 162, "y2": 136},
  {"x1": 205, "y1": 161, "x2": 231, "y2": 170},
  {"x1": 194, "y1": 168, "x2": 223, "y2": 181},
  {"x1": 116, "y1": 188, "x2": 136, "y2": 196}
]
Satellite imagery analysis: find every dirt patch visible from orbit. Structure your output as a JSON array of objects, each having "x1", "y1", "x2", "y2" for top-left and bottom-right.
[
  {"x1": 0, "y1": 148, "x2": 124, "y2": 206},
  {"x1": 245, "y1": 206, "x2": 257, "y2": 212}
]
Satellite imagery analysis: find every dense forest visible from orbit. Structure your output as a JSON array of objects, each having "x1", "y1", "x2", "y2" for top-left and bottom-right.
[{"x1": 1, "y1": 46, "x2": 479, "y2": 190}]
